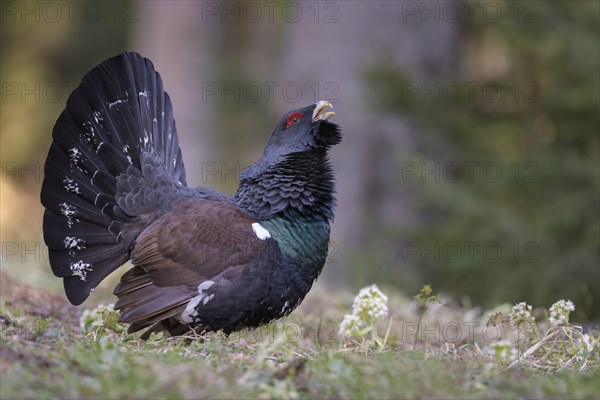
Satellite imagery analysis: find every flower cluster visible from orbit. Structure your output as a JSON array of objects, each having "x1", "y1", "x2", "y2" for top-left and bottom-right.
[
  {"x1": 549, "y1": 299, "x2": 575, "y2": 327},
  {"x1": 509, "y1": 302, "x2": 535, "y2": 328},
  {"x1": 80, "y1": 303, "x2": 126, "y2": 334},
  {"x1": 339, "y1": 284, "x2": 389, "y2": 337},
  {"x1": 339, "y1": 314, "x2": 362, "y2": 336},
  {"x1": 353, "y1": 284, "x2": 389, "y2": 324}
]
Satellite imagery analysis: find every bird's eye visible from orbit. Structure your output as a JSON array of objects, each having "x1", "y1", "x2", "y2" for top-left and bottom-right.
[{"x1": 285, "y1": 112, "x2": 303, "y2": 129}]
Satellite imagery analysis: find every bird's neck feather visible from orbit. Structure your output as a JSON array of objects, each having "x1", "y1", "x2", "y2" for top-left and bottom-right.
[
  {"x1": 235, "y1": 150, "x2": 336, "y2": 266},
  {"x1": 261, "y1": 210, "x2": 330, "y2": 266}
]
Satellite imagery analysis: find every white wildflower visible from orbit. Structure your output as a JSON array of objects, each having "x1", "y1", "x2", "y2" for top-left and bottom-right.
[
  {"x1": 352, "y1": 284, "x2": 389, "y2": 325},
  {"x1": 338, "y1": 284, "x2": 390, "y2": 340},
  {"x1": 548, "y1": 299, "x2": 575, "y2": 327},
  {"x1": 509, "y1": 302, "x2": 535, "y2": 327},
  {"x1": 339, "y1": 314, "x2": 362, "y2": 337}
]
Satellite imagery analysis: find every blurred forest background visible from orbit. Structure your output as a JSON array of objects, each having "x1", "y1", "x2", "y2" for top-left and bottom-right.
[{"x1": 1, "y1": 1, "x2": 599, "y2": 320}]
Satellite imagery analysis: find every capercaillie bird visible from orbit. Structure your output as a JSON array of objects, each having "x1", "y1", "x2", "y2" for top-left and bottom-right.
[{"x1": 40, "y1": 52, "x2": 341, "y2": 337}]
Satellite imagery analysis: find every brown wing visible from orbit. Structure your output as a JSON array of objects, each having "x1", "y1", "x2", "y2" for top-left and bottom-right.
[{"x1": 113, "y1": 197, "x2": 269, "y2": 331}]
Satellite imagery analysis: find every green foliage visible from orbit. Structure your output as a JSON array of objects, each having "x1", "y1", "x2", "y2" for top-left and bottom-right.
[
  {"x1": 413, "y1": 284, "x2": 442, "y2": 348},
  {"x1": 80, "y1": 303, "x2": 127, "y2": 336},
  {"x1": 414, "y1": 284, "x2": 442, "y2": 308},
  {"x1": 2, "y1": 289, "x2": 599, "y2": 399}
]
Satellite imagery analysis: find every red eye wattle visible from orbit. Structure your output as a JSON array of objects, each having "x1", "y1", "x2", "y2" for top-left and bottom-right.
[{"x1": 285, "y1": 112, "x2": 303, "y2": 129}]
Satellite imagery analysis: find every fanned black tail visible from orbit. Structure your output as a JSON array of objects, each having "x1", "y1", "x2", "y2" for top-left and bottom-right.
[{"x1": 41, "y1": 52, "x2": 186, "y2": 305}]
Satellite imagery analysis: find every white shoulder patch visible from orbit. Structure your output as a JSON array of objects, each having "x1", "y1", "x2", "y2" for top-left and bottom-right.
[{"x1": 251, "y1": 222, "x2": 271, "y2": 240}]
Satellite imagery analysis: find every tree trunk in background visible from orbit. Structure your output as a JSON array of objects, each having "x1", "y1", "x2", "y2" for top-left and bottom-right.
[{"x1": 131, "y1": 2, "x2": 218, "y2": 186}]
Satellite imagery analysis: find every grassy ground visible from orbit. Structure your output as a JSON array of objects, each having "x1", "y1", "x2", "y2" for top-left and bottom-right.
[{"x1": 1, "y1": 272, "x2": 598, "y2": 399}]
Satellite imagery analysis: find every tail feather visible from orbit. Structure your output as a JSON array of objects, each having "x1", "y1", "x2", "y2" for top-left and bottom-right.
[
  {"x1": 43, "y1": 142, "x2": 117, "y2": 204},
  {"x1": 41, "y1": 52, "x2": 187, "y2": 305},
  {"x1": 63, "y1": 251, "x2": 129, "y2": 305}
]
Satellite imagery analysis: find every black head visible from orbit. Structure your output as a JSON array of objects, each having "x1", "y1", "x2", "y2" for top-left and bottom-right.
[
  {"x1": 259, "y1": 101, "x2": 341, "y2": 163},
  {"x1": 235, "y1": 101, "x2": 342, "y2": 220}
]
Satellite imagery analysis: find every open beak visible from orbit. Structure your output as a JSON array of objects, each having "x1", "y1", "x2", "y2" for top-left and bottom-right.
[{"x1": 312, "y1": 100, "x2": 335, "y2": 123}]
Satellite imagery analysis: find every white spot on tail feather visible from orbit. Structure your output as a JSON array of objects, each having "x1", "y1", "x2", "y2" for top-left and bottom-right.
[
  {"x1": 59, "y1": 202, "x2": 77, "y2": 228},
  {"x1": 68, "y1": 148, "x2": 86, "y2": 173},
  {"x1": 70, "y1": 260, "x2": 91, "y2": 281},
  {"x1": 82, "y1": 121, "x2": 95, "y2": 143},
  {"x1": 68, "y1": 148, "x2": 81, "y2": 163},
  {"x1": 64, "y1": 236, "x2": 85, "y2": 250},
  {"x1": 93, "y1": 110, "x2": 103, "y2": 124},
  {"x1": 252, "y1": 223, "x2": 271, "y2": 240},
  {"x1": 122, "y1": 145, "x2": 132, "y2": 165},
  {"x1": 281, "y1": 300, "x2": 290, "y2": 314},
  {"x1": 63, "y1": 177, "x2": 81, "y2": 194},
  {"x1": 180, "y1": 280, "x2": 216, "y2": 324}
]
